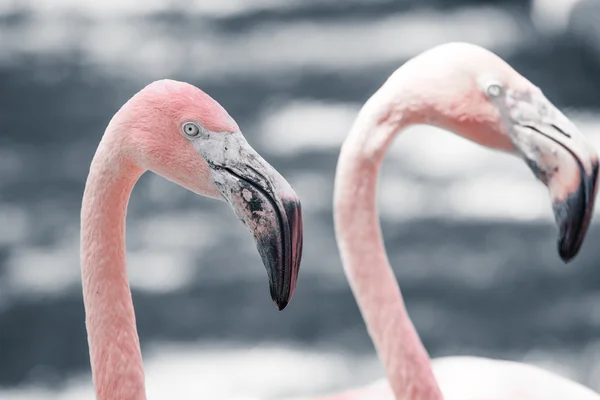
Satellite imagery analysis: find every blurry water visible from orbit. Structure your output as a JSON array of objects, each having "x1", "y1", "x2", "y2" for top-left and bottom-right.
[{"x1": 1, "y1": 0, "x2": 600, "y2": 398}]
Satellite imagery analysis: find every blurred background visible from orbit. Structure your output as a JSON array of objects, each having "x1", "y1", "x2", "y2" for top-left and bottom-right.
[{"x1": 1, "y1": 0, "x2": 600, "y2": 398}]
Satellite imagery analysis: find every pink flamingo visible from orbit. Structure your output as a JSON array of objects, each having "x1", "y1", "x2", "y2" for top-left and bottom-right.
[
  {"x1": 80, "y1": 79, "x2": 303, "y2": 400},
  {"x1": 315, "y1": 42, "x2": 600, "y2": 399}
]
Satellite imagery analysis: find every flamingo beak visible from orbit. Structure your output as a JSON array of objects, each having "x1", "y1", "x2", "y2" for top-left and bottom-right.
[
  {"x1": 207, "y1": 136, "x2": 303, "y2": 310},
  {"x1": 508, "y1": 94, "x2": 599, "y2": 262}
]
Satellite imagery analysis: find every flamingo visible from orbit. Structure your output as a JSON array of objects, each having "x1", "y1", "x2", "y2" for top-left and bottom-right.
[
  {"x1": 313, "y1": 42, "x2": 600, "y2": 399},
  {"x1": 80, "y1": 79, "x2": 303, "y2": 400}
]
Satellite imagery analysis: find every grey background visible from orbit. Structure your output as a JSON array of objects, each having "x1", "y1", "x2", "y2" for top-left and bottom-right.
[{"x1": 1, "y1": 0, "x2": 600, "y2": 398}]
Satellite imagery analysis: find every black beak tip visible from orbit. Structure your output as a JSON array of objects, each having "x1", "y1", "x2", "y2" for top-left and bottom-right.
[
  {"x1": 269, "y1": 284, "x2": 291, "y2": 311},
  {"x1": 274, "y1": 196, "x2": 302, "y2": 311},
  {"x1": 558, "y1": 241, "x2": 578, "y2": 263},
  {"x1": 275, "y1": 298, "x2": 289, "y2": 311},
  {"x1": 555, "y1": 198, "x2": 587, "y2": 264},
  {"x1": 554, "y1": 162, "x2": 598, "y2": 264},
  {"x1": 267, "y1": 275, "x2": 292, "y2": 311},
  {"x1": 257, "y1": 194, "x2": 302, "y2": 312}
]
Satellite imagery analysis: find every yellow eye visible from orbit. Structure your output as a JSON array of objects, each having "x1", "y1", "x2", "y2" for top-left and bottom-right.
[{"x1": 182, "y1": 122, "x2": 200, "y2": 137}]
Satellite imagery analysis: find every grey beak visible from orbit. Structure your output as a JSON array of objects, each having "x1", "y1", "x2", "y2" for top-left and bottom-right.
[
  {"x1": 508, "y1": 95, "x2": 599, "y2": 262},
  {"x1": 207, "y1": 135, "x2": 303, "y2": 310}
]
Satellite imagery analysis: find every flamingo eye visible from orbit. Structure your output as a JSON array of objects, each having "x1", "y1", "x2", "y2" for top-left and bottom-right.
[
  {"x1": 486, "y1": 83, "x2": 503, "y2": 97},
  {"x1": 182, "y1": 122, "x2": 201, "y2": 137}
]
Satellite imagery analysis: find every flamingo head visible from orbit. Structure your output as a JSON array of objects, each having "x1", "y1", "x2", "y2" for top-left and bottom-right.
[
  {"x1": 115, "y1": 79, "x2": 302, "y2": 310},
  {"x1": 399, "y1": 43, "x2": 598, "y2": 262}
]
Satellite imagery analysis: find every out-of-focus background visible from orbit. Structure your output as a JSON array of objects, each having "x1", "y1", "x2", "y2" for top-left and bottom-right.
[{"x1": 1, "y1": 0, "x2": 600, "y2": 398}]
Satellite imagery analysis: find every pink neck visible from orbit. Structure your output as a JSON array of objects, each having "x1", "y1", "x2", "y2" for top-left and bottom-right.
[
  {"x1": 333, "y1": 87, "x2": 443, "y2": 400},
  {"x1": 80, "y1": 131, "x2": 146, "y2": 400}
]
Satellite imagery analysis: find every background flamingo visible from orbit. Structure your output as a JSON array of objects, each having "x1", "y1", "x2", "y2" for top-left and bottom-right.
[
  {"x1": 311, "y1": 42, "x2": 600, "y2": 399},
  {"x1": 80, "y1": 79, "x2": 302, "y2": 399}
]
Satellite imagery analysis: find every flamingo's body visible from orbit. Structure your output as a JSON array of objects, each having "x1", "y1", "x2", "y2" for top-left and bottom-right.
[
  {"x1": 313, "y1": 42, "x2": 600, "y2": 399},
  {"x1": 80, "y1": 79, "x2": 303, "y2": 400},
  {"x1": 314, "y1": 357, "x2": 600, "y2": 399}
]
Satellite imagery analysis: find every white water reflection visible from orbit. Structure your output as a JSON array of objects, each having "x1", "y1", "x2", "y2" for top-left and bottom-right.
[
  {"x1": 0, "y1": 0, "x2": 317, "y2": 18},
  {"x1": 0, "y1": 341, "x2": 598, "y2": 399},
  {"x1": 0, "y1": 4, "x2": 524, "y2": 80},
  {"x1": 530, "y1": 0, "x2": 581, "y2": 34}
]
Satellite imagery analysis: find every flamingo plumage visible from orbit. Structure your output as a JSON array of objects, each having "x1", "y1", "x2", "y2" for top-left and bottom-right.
[
  {"x1": 80, "y1": 79, "x2": 303, "y2": 400},
  {"x1": 310, "y1": 42, "x2": 600, "y2": 399}
]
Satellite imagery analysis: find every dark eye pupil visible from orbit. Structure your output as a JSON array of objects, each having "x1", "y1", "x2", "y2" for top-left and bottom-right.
[{"x1": 184, "y1": 124, "x2": 198, "y2": 135}]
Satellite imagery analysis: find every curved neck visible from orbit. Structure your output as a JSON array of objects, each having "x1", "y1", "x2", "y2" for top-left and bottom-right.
[
  {"x1": 333, "y1": 86, "x2": 443, "y2": 400},
  {"x1": 80, "y1": 131, "x2": 146, "y2": 400}
]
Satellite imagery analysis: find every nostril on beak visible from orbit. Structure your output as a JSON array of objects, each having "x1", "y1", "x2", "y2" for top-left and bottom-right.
[{"x1": 551, "y1": 123, "x2": 571, "y2": 138}]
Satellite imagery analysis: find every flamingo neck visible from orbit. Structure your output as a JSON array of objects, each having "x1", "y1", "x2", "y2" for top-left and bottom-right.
[
  {"x1": 333, "y1": 86, "x2": 443, "y2": 400},
  {"x1": 80, "y1": 130, "x2": 146, "y2": 400}
]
